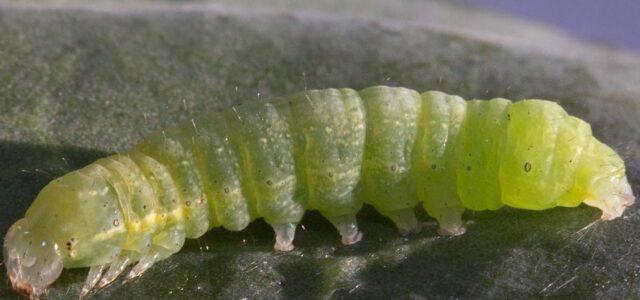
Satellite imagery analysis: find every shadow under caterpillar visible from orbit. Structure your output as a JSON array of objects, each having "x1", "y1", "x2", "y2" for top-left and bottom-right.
[{"x1": 3, "y1": 86, "x2": 635, "y2": 299}]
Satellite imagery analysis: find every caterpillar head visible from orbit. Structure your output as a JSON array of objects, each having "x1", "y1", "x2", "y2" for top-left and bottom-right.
[
  {"x1": 4, "y1": 166, "x2": 126, "y2": 297},
  {"x1": 4, "y1": 218, "x2": 63, "y2": 298}
]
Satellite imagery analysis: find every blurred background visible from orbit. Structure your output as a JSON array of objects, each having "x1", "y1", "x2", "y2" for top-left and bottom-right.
[{"x1": 455, "y1": 0, "x2": 640, "y2": 53}]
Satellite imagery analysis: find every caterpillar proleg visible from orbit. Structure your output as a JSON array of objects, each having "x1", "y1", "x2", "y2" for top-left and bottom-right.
[{"x1": 4, "y1": 86, "x2": 635, "y2": 298}]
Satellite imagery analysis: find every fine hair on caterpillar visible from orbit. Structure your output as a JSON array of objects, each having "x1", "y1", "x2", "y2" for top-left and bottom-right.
[{"x1": 3, "y1": 86, "x2": 635, "y2": 299}]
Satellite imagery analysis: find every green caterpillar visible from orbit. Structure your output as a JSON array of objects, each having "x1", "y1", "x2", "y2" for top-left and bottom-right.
[{"x1": 4, "y1": 86, "x2": 635, "y2": 298}]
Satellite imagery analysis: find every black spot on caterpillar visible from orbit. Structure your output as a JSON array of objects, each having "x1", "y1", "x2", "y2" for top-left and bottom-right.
[{"x1": 3, "y1": 86, "x2": 635, "y2": 298}]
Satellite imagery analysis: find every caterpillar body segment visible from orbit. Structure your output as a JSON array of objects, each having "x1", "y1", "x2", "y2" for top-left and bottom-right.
[
  {"x1": 415, "y1": 91, "x2": 468, "y2": 235},
  {"x1": 125, "y1": 152, "x2": 186, "y2": 258},
  {"x1": 457, "y1": 98, "x2": 511, "y2": 211},
  {"x1": 4, "y1": 86, "x2": 635, "y2": 298},
  {"x1": 223, "y1": 100, "x2": 305, "y2": 251},
  {"x1": 500, "y1": 101, "x2": 579, "y2": 210},
  {"x1": 285, "y1": 88, "x2": 367, "y2": 245},
  {"x1": 360, "y1": 87, "x2": 423, "y2": 235},
  {"x1": 134, "y1": 129, "x2": 211, "y2": 238}
]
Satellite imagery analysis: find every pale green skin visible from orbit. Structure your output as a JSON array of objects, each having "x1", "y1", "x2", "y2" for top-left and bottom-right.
[{"x1": 5, "y1": 86, "x2": 633, "y2": 294}]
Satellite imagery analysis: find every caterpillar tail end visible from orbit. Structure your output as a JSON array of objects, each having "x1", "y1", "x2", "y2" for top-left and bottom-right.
[
  {"x1": 4, "y1": 218, "x2": 63, "y2": 300},
  {"x1": 585, "y1": 176, "x2": 635, "y2": 221}
]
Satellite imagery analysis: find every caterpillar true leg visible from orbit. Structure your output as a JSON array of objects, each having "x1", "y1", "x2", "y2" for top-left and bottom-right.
[
  {"x1": 272, "y1": 223, "x2": 297, "y2": 252},
  {"x1": 326, "y1": 214, "x2": 363, "y2": 245},
  {"x1": 97, "y1": 255, "x2": 131, "y2": 288},
  {"x1": 125, "y1": 252, "x2": 161, "y2": 280},
  {"x1": 79, "y1": 265, "x2": 105, "y2": 298},
  {"x1": 387, "y1": 209, "x2": 422, "y2": 236}
]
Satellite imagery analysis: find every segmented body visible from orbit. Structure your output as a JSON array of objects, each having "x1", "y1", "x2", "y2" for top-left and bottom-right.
[{"x1": 4, "y1": 86, "x2": 634, "y2": 298}]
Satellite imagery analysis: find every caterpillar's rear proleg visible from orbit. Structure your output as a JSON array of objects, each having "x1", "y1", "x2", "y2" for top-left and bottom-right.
[
  {"x1": 272, "y1": 223, "x2": 297, "y2": 252},
  {"x1": 434, "y1": 208, "x2": 466, "y2": 236},
  {"x1": 326, "y1": 214, "x2": 363, "y2": 245},
  {"x1": 387, "y1": 209, "x2": 422, "y2": 236},
  {"x1": 424, "y1": 205, "x2": 466, "y2": 236}
]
